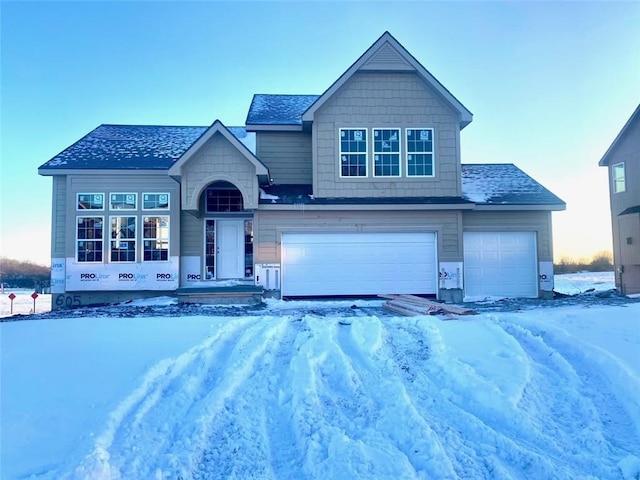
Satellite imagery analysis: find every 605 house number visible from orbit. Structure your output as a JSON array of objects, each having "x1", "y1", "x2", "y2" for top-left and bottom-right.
[{"x1": 55, "y1": 294, "x2": 82, "y2": 307}]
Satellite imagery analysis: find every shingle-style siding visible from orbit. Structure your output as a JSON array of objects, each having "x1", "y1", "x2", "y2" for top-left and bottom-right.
[
  {"x1": 607, "y1": 118, "x2": 640, "y2": 216},
  {"x1": 182, "y1": 132, "x2": 258, "y2": 209},
  {"x1": 254, "y1": 210, "x2": 462, "y2": 264},
  {"x1": 51, "y1": 176, "x2": 67, "y2": 257},
  {"x1": 462, "y1": 211, "x2": 554, "y2": 261},
  {"x1": 256, "y1": 132, "x2": 312, "y2": 184},
  {"x1": 313, "y1": 71, "x2": 461, "y2": 199},
  {"x1": 66, "y1": 174, "x2": 181, "y2": 258}
]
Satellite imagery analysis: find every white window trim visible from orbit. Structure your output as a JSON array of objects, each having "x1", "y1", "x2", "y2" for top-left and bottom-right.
[
  {"x1": 75, "y1": 215, "x2": 104, "y2": 263},
  {"x1": 142, "y1": 216, "x2": 170, "y2": 262},
  {"x1": 142, "y1": 192, "x2": 171, "y2": 211},
  {"x1": 406, "y1": 128, "x2": 435, "y2": 178},
  {"x1": 109, "y1": 215, "x2": 137, "y2": 263},
  {"x1": 109, "y1": 192, "x2": 138, "y2": 211},
  {"x1": 372, "y1": 127, "x2": 402, "y2": 178},
  {"x1": 339, "y1": 127, "x2": 369, "y2": 178},
  {"x1": 76, "y1": 193, "x2": 105, "y2": 211},
  {"x1": 613, "y1": 162, "x2": 626, "y2": 193}
]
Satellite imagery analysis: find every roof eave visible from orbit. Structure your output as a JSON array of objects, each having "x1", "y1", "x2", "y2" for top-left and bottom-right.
[
  {"x1": 245, "y1": 124, "x2": 303, "y2": 132},
  {"x1": 598, "y1": 104, "x2": 640, "y2": 166}
]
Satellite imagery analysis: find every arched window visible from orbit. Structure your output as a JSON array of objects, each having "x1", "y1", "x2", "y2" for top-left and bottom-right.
[{"x1": 205, "y1": 181, "x2": 244, "y2": 213}]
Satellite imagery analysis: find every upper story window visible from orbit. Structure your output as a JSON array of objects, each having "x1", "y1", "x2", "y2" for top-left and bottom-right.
[
  {"x1": 373, "y1": 128, "x2": 401, "y2": 177},
  {"x1": 340, "y1": 128, "x2": 367, "y2": 177},
  {"x1": 76, "y1": 216, "x2": 103, "y2": 262},
  {"x1": 206, "y1": 183, "x2": 244, "y2": 212},
  {"x1": 143, "y1": 193, "x2": 170, "y2": 210},
  {"x1": 613, "y1": 162, "x2": 626, "y2": 193},
  {"x1": 110, "y1": 193, "x2": 137, "y2": 210},
  {"x1": 77, "y1": 193, "x2": 104, "y2": 210},
  {"x1": 406, "y1": 128, "x2": 434, "y2": 177}
]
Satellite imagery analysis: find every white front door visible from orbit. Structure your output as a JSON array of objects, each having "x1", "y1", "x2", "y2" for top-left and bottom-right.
[{"x1": 216, "y1": 219, "x2": 245, "y2": 279}]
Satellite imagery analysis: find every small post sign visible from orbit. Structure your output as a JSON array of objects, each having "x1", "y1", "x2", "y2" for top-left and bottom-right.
[
  {"x1": 31, "y1": 292, "x2": 39, "y2": 313},
  {"x1": 8, "y1": 293, "x2": 16, "y2": 314}
]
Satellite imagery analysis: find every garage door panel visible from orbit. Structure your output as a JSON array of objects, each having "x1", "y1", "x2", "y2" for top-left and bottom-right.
[
  {"x1": 464, "y1": 232, "x2": 537, "y2": 298},
  {"x1": 282, "y1": 232, "x2": 436, "y2": 297}
]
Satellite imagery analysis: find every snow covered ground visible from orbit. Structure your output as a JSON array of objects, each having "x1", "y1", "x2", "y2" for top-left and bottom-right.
[{"x1": 2, "y1": 272, "x2": 640, "y2": 479}]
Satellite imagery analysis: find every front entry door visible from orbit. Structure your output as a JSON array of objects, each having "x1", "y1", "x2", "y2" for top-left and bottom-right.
[{"x1": 214, "y1": 219, "x2": 244, "y2": 279}]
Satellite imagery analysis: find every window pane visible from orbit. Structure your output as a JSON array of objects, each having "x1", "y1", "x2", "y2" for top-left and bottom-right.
[
  {"x1": 244, "y1": 220, "x2": 253, "y2": 278},
  {"x1": 76, "y1": 217, "x2": 103, "y2": 262},
  {"x1": 143, "y1": 216, "x2": 169, "y2": 262},
  {"x1": 77, "y1": 193, "x2": 104, "y2": 210},
  {"x1": 406, "y1": 129, "x2": 434, "y2": 177},
  {"x1": 110, "y1": 216, "x2": 136, "y2": 262},
  {"x1": 143, "y1": 193, "x2": 170, "y2": 210},
  {"x1": 110, "y1": 193, "x2": 137, "y2": 210},
  {"x1": 340, "y1": 129, "x2": 367, "y2": 177}
]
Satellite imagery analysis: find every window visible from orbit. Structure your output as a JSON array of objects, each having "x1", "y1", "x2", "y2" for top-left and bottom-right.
[
  {"x1": 143, "y1": 216, "x2": 169, "y2": 261},
  {"x1": 613, "y1": 162, "x2": 626, "y2": 193},
  {"x1": 244, "y1": 220, "x2": 253, "y2": 278},
  {"x1": 76, "y1": 217, "x2": 103, "y2": 262},
  {"x1": 110, "y1": 216, "x2": 136, "y2": 262},
  {"x1": 373, "y1": 128, "x2": 400, "y2": 177},
  {"x1": 206, "y1": 185, "x2": 244, "y2": 212},
  {"x1": 205, "y1": 219, "x2": 215, "y2": 279},
  {"x1": 340, "y1": 128, "x2": 367, "y2": 177},
  {"x1": 110, "y1": 193, "x2": 137, "y2": 210},
  {"x1": 406, "y1": 128, "x2": 434, "y2": 177},
  {"x1": 77, "y1": 193, "x2": 104, "y2": 210},
  {"x1": 143, "y1": 193, "x2": 170, "y2": 210}
]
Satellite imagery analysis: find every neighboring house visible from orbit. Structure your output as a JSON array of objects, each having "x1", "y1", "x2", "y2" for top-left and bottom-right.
[
  {"x1": 38, "y1": 32, "x2": 565, "y2": 309},
  {"x1": 599, "y1": 104, "x2": 640, "y2": 295}
]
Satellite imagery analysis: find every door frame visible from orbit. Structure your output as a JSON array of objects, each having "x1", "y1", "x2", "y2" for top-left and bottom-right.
[{"x1": 203, "y1": 217, "x2": 252, "y2": 280}]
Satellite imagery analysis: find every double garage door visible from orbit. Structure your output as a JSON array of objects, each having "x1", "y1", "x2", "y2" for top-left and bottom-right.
[
  {"x1": 464, "y1": 232, "x2": 538, "y2": 298},
  {"x1": 281, "y1": 232, "x2": 437, "y2": 297}
]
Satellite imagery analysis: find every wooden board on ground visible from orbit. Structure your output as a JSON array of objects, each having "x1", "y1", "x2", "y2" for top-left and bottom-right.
[{"x1": 380, "y1": 294, "x2": 476, "y2": 317}]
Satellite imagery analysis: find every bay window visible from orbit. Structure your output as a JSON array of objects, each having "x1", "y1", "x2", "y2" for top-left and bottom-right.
[{"x1": 110, "y1": 216, "x2": 136, "y2": 262}]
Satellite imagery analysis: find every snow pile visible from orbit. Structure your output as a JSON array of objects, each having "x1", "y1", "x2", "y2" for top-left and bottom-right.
[
  {"x1": 2, "y1": 300, "x2": 639, "y2": 479},
  {"x1": 554, "y1": 270, "x2": 615, "y2": 295}
]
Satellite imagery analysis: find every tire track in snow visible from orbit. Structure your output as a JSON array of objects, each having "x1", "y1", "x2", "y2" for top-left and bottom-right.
[
  {"x1": 501, "y1": 320, "x2": 640, "y2": 476},
  {"x1": 71, "y1": 316, "x2": 287, "y2": 479},
  {"x1": 191, "y1": 316, "x2": 302, "y2": 480}
]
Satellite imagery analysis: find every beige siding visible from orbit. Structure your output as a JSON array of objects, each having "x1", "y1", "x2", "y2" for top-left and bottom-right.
[
  {"x1": 607, "y1": 118, "x2": 640, "y2": 217},
  {"x1": 254, "y1": 210, "x2": 462, "y2": 264},
  {"x1": 51, "y1": 176, "x2": 67, "y2": 257},
  {"x1": 182, "y1": 132, "x2": 258, "y2": 209},
  {"x1": 256, "y1": 132, "x2": 312, "y2": 184},
  {"x1": 618, "y1": 214, "x2": 640, "y2": 265},
  {"x1": 180, "y1": 212, "x2": 202, "y2": 256},
  {"x1": 66, "y1": 174, "x2": 181, "y2": 259},
  {"x1": 462, "y1": 211, "x2": 554, "y2": 261},
  {"x1": 313, "y1": 71, "x2": 461, "y2": 198}
]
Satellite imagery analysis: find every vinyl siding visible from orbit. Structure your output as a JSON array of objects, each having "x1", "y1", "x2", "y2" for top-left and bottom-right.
[
  {"x1": 313, "y1": 71, "x2": 461, "y2": 199},
  {"x1": 51, "y1": 176, "x2": 67, "y2": 257},
  {"x1": 462, "y1": 211, "x2": 553, "y2": 261},
  {"x1": 254, "y1": 210, "x2": 462, "y2": 264},
  {"x1": 607, "y1": 118, "x2": 640, "y2": 217},
  {"x1": 256, "y1": 132, "x2": 312, "y2": 184},
  {"x1": 66, "y1": 174, "x2": 181, "y2": 259},
  {"x1": 180, "y1": 213, "x2": 202, "y2": 256}
]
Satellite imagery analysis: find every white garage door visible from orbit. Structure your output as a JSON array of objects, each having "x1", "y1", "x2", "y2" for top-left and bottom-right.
[
  {"x1": 281, "y1": 232, "x2": 437, "y2": 297},
  {"x1": 464, "y1": 232, "x2": 538, "y2": 298}
]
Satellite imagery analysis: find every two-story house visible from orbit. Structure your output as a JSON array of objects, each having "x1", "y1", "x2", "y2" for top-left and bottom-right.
[
  {"x1": 599, "y1": 104, "x2": 640, "y2": 295},
  {"x1": 38, "y1": 32, "x2": 565, "y2": 309}
]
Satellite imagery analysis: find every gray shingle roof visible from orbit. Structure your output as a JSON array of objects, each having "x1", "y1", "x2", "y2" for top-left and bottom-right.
[
  {"x1": 246, "y1": 94, "x2": 320, "y2": 125},
  {"x1": 461, "y1": 164, "x2": 565, "y2": 206},
  {"x1": 39, "y1": 124, "x2": 255, "y2": 170}
]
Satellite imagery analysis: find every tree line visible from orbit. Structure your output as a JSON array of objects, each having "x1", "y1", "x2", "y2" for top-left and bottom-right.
[
  {"x1": 554, "y1": 251, "x2": 613, "y2": 274},
  {"x1": 0, "y1": 258, "x2": 51, "y2": 289}
]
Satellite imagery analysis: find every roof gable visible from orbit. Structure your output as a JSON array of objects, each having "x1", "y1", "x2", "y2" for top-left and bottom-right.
[
  {"x1": 168, "y1": 120, "x2": 268, "y2": 177},
  {"x1": 598, "y1": 104, "x2": 640, "y2": 166},
  {"x1": 301, "y1": 32, "x2": 473, "y2": 128}
]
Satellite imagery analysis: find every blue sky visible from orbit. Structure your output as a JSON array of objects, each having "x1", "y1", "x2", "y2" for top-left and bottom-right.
[{"x1": 1, "y1": 1, "x2": 639, "y2": 266}]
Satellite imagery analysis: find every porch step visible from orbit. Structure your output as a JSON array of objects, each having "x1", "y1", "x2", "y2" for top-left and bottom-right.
[{"x1": 176, "y1": 285, "x2": 264, "y2": 305}]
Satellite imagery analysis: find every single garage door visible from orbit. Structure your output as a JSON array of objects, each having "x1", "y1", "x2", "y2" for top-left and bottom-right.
[
  {"x1": 281, "y1": 232, "x2": 437, "y2": 297},
  {"x1": 464, "y1": 232, "x2": 538, "y2": 298}
]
